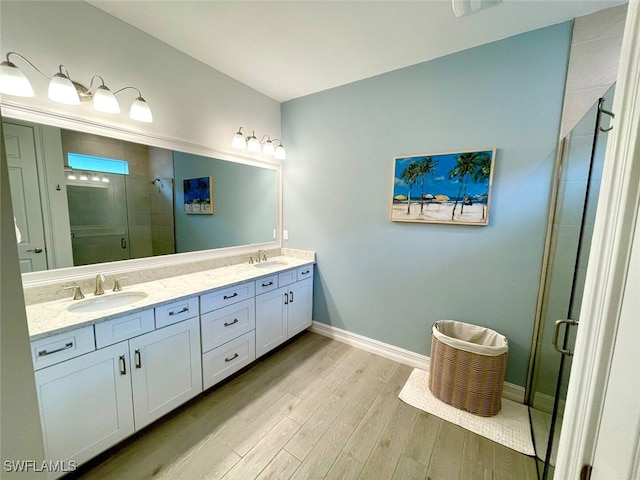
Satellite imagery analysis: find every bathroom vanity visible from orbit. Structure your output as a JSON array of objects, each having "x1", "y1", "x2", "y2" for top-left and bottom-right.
[{"x1": 25, "y1": 253, "x2": 314, "y2": 478}]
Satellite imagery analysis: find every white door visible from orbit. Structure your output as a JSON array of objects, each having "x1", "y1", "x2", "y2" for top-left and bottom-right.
[
  {"x1": 34, "y1": 342, "x2": 135, "y2": 475},
  {"x1": 129, "y1": 317, "x2": 202, "y2": 430},
  {"x1": 255, "y1": 286, "x2": 288, "y2": 358},
  {"x1": 3, "y1": 122, "x2": 48, "y2": 272},
  {"x1": 287, "y1": 278, "x2": 313, "y2": 338},
  {"x1": 590, "y1": 212, "x2": 640, "y2": 479}
]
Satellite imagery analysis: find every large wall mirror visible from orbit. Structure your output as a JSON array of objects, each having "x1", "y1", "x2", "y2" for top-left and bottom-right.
[{"x1": 2, "y1": 107, "x2": 281, "y2": 285}]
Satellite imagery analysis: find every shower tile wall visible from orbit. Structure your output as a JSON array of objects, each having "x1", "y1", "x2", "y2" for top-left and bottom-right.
[
  {"x1": 61, "y1": 130, "x2": 173, "y2": 262},
  {"x1": 148, "y1": 147, "x2": 175, "y2": 256}
]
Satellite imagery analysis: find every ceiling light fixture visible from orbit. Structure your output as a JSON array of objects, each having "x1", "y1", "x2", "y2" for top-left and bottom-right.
[
  {"x1": 0, "y1": 51, "x2": 153, "y2": 123},
  {"x1": 232, "y1": 127, "x2": 287, "y2": 160}
]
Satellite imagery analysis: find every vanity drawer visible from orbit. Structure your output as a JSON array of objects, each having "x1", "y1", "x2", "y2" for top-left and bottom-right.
[
  {"x1": 255, "y1": 275, "x2": 278, "y2": 295},
  {"x1": 155, "y1": 297, "x2": 199, "y2": 329},
  {"x1": 202, "y1": 331, "x2": 255, "y2": 390},
  {"x1": 200, "y1": 282, "x2": 255, "y2": 313},
  {"x1": 31, "y1": 326, "x2": 95, "y2": 370},
  {"x1": 297, "y1": 265, "x2": 314, "y2": 282},
  {"x1": 278, "y1": 269, "x2": 297, "y2": 287},
  {"x1": 201, "y1": 298, "x2": 255, "y2": 353},
  {"x1": 94, "y1": 309, "x2": 155, "y2": 348}
]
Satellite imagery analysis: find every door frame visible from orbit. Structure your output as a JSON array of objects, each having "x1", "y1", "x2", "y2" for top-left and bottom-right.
[{"x1": 554, "y1": 3, "x2": 640, "y2": 478}]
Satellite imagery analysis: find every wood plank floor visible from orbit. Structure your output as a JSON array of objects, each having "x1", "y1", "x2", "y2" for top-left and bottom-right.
[{"x1": 73, "y1": 332, "x2": 538, "y2": 480}]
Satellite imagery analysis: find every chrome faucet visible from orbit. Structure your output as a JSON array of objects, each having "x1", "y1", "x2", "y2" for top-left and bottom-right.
[
  {"x1": 94, "y1": 274, "x2": 106, "y2": 296},
  {"x1": 257, "y1": 250, "x2": 268, "y2": 262}
]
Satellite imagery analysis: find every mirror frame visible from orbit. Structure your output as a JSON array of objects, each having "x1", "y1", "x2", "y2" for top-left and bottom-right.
[{"x1": 1, "y1": 101, "x2": 283, "y2": 287}]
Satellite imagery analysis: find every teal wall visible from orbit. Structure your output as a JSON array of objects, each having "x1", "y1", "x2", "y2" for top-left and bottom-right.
[
  {"x1": 281, "y1": 23, "x2": 572, "y2": 386},
  {"x1": 174, "y1": 152, "x2": 277, "y2": 252}
]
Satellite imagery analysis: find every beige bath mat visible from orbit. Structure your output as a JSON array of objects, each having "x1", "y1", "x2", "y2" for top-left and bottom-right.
[{"x1": 399, "y1": 368, "x2": 535, "y2": 456}]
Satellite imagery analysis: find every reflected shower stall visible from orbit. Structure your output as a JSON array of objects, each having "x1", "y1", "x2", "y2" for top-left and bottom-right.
[{"x1": 527, "y1": 85, "x2": 615, "y2": 479}]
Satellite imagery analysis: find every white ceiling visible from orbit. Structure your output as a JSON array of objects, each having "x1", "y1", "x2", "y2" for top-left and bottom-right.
[{"x1": 88, "y1": 0, "x2": 625, "y2": 102}]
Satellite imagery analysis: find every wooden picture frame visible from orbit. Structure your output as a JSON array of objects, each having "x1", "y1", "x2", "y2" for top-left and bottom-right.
[{"x1": 391, "y1": 148, "x2": 496, "y2": 226}]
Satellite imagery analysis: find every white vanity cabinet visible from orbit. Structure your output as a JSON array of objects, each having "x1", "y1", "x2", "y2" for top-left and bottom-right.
[
  {"x1": 34, "y1": 342, "x2": 135, "y2": 478},
  {"x1": 256, "y1": 266, "x2": 313, "y2": 358},
  {"x1": 128, "y1": 316, "x2": 202, "y2": 430},
  {"x1": 200, "y1": 282, "x2": 256, "y2": 390},
  {"x1": 33, "y1": 303, "x2": 202, "y2": 477}
]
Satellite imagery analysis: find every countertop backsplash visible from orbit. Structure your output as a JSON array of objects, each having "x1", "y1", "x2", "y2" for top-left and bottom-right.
[{"x1": 23, "y1": 248, "x2": 314, "y2": 306}]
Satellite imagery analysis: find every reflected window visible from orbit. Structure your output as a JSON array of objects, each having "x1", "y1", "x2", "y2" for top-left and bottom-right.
[{"x1": 67, "y1": 152, "x2": 129, "y2": 175}]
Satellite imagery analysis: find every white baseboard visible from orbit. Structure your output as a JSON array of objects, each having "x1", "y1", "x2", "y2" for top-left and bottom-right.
[{"x1": 309, "y1": 321, "x2": 525, "y2": 404}]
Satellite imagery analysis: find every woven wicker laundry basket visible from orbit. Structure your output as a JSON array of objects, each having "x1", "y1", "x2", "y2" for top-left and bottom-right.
[{"x1": 429, "y1": 320, "x2": 508, "y2": 417}]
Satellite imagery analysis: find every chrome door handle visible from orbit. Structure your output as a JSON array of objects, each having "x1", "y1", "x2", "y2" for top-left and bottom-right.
[{"x1": 553, "y1": 319, "x2": 579, "y2": 356}]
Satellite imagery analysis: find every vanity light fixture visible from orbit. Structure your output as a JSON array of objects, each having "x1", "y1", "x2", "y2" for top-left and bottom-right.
[
  {"x1": 232, "y1": 127, "x2": 287, "y2": 160},
  {"x1": 0, "y1": 52, "x2": 153, "y2": 123}
]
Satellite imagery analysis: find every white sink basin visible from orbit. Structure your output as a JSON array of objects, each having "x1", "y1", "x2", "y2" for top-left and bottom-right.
[
  {"x1": 253, "y1": 260, "x2": 288, "y2": 269},
  {"x1": 67, "y1": 291, "x2": 148, "y2": 313}
]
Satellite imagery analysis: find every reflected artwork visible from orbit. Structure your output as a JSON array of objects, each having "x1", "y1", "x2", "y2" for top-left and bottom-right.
[{"x1": 183, "y1": 176, "x2": 214, "y2": 214}]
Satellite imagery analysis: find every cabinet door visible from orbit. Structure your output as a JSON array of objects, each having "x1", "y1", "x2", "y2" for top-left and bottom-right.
[
  {"x1": 34, "y1": 342, "x2": 134, "y2": 473},
  {"x1": 129, "y1": 317, "x2": 202, "y2": 430},
  {"x1": 255, "y1": 286, "x2": 288, "y2": 358},
  {"x1": 287, "y1": 278, "x2": 313, "y2": 338}
]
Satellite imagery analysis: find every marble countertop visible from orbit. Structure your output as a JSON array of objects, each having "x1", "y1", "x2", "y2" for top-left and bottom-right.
[{"x1": 27, "y1": 255, "x2": 314, "y2": 341}]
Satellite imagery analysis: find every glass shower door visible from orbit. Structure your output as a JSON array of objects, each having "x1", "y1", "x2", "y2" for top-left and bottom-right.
[{"x1": 529, "y1": 85, "x2": 615, "y2": 479}]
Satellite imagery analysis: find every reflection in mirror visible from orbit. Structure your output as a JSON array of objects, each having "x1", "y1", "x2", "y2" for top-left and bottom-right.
[{"x1": 3, "y1": 117, "x2": 278, "y2": 274}]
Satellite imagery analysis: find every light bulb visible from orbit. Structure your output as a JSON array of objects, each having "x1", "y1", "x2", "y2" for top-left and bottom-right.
[
  {"x1": 232, "y1": 129, "x2": 247, "y2": 149},
  {"x1": 274, "y1": 144, "x2": 286, "y2": 160},
  {"x1": 0, "y1": 61, "x2": 34, "y2": 97},
  {"x1": 263, "y1": 140, "x2": 275, "y2": 156},
  {"x1": 130, "y1": 96, "x2": 153, "y2": 123},
  {"x1": 247, "y1": 132, "x2": 260, "y2": 152},
  {"x1": 48, "y1": 72, "x2": 80, "y2": 105},
  {"x1": 93, "y1": 85, "x2": 120, "y2": 114}
]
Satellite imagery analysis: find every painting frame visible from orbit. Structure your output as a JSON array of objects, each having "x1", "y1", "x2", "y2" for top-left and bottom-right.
[
  {"x1": 183, "y1": 176, "x2": 214, "y2": 215},
  {"x1": 390, "y1": 148, "x2": 496, "y2": 226}
]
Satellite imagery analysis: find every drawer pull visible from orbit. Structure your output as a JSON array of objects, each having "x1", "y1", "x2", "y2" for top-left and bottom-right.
[
  {"x1": 224, "y1": 318, "x2": 239, "y2": 327},
  {"x1": 119, "y1": 355, "x2": 127, "y2": 375},
  {"x1": 135, "y1": 349, "x2": 142, "y2": 368},
  {"x1": 289, "y1": 291, "x2": 294, "y2": 303},
  {"x1": 261, "y1": 281, "x2": 273, "y2": 287},
  {"x1": 284, "y1": 292, "x2": 289, "y2": 305},
  {"x1": 301, "y1": 269, "x2": 310, "y2": 275},
  {"x1": 169, "y1": 306, "x2": 189, "y2": 316},
  {"x1": 225, "y1": 353, "x2": 239, "y2": 362},
  {"x1": 38, "y1": 342, "x2": 73, "y2": 356},
  {"x1": 223, "y1": 292, "x2": 238, "y2": 300}
]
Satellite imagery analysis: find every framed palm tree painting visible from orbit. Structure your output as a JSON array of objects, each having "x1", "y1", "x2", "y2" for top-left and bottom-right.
[{"x1": 390, "y1": 148, "x2": 496, "y2": 225}]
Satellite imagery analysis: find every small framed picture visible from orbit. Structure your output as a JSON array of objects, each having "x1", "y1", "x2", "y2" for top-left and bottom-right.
[{"x1": 183, "y1": 176, "x2": 213, "y2": 214}]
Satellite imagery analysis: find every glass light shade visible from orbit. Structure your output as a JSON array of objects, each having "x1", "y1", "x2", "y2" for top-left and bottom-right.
[
  {"x1": 101, "y1": 176, "x2": 110, "y2": 183},
  {"x1": 67, "y1": 173, "x2": 77, "y2": 181},
  {"x1": 247, "y1": 134, "x2": 261, "y2": 153},
  {"x1": 232, "y1": 131, "x2": 247, "y2": 149},
  {"x1": 129, "y1": 96, "x2": 153, "y2": 123},
  {"x1": 93, "y1": 85, "x2": 120, "y2": 113},
  {"x1": 262, "y1": 140, "x2": 275, "y2": 156},
  {"x1": 274, "y1": 144, "x2": 287, "y2": 160},
  {"x1": 0, "y1": 61, "x2": 35, "y2": 97},
  {"x1": 48, "y1": 73, "x2": 80, "y2": 105},
  {"x1": 79, "y1": 173, "x2": 89, "y2": 181},
  {"x1": 91, "y1": 174, "x2": 101, "y2": 182}
]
